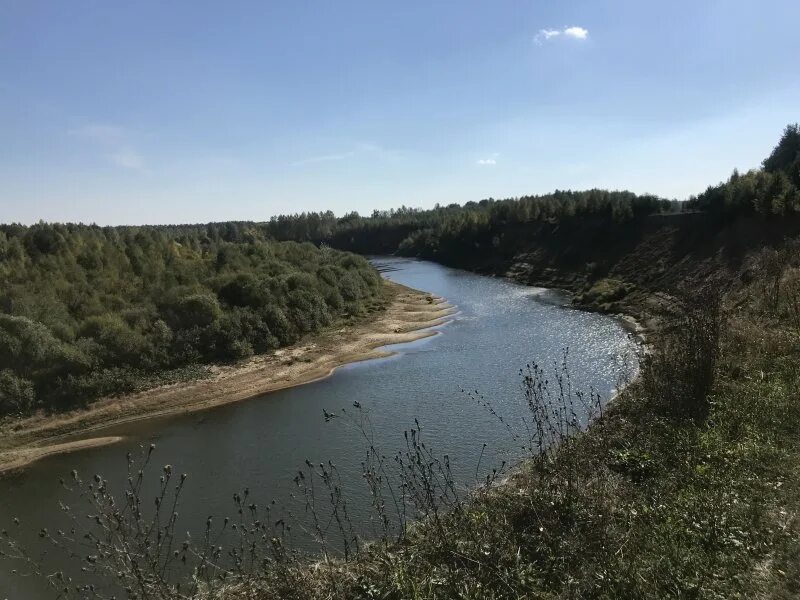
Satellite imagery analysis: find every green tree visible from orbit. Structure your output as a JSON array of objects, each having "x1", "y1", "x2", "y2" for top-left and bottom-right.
[{"x1": 763, "y1": 123, "x2": 800, "y2": 179}]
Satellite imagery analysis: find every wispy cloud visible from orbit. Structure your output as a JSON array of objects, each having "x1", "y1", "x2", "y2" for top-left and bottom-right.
[
  {"x1": 535, "y1": 25, "x2": 589, "y2": 44},
  {"x1": 110, "y1": 148, "x2": 144, "y2": 170},
  {"x1": 70, "y1": 124, "x2": 125, "y2": 144},
  {"x1": 537, "y1": 29, "x2": 561, "y2": 42},
  {"x1": 291, "y1": 142, "x2": 390, "y2": 167},
  {"x1": 70, "y1": 123, "x2": 145, "y2": 171},
  {"x1": 477, "y1": 153, "x2": 499, "y2": 166},
  {"x1": 291, "y1": 151, "x2": 355, "y2": 167}
]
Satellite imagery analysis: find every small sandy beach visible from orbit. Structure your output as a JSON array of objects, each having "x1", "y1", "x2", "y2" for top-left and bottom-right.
[{"x1": 0, "y1": 281, "x2": 456, "y2": 476}]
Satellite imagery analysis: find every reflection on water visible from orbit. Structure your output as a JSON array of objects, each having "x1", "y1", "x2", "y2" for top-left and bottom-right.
[{"x1": 0, "y1": 257, "x2": 638, "y2": 598}]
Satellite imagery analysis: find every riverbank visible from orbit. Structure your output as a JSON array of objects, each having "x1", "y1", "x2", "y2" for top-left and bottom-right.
[
  {"x1": 207, "y1": 261, "x2": 800, "y2": 600},
  {"x1": 0, "y1": 281, "x2": 456, "y2": 476}
]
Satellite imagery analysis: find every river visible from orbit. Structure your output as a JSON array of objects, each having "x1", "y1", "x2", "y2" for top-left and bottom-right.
[{"x1": 0, "y1": 257, "x2": 638, "y2": 598}]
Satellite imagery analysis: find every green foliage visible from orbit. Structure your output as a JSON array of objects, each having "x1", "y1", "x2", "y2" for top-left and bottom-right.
[
  {"x1": 575, "y1": 278, "x2": 635, "y2": 311},
  {"x1": 688, "y1": 124, "x2": 800, "y2": 218},
  {"x1": 78, "y1": 315, "x2": 149, "y2": 367},
  {"x1": 689, "y1": 168, "x2": 800, "y2": 218},
  {"x1": 0, "y1": 224, "x2": 381, "y2": 416},
  {"x1": 262, "y1": 190, "x2": 675, "y2": 259},
  {"x1": 0, "y1": 314, "x2": 67, "y2": 375},
  {"x1": 161, "y1": 293, "x2": 223, "y2": 330},
  {"x1": 763, "y1": 123, "x2": 800, "y2": 182},
  {"x1": 0, "y1": 370, "x2": 35, "y2": 415}
]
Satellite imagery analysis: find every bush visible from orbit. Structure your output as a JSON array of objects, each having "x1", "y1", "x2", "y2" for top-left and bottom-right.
[
  {"x1": 642, "y1": 288, "x2": 722, "y2": 420},
  {"x1": 580, "y1": 278, "x2": 633, "y2": 306},
  {"x1": 0, "y1": 369, "x2": 35, "y2": 414},
  {"x1": 162, "y1": 294, "x2": 222, "y2": 330},
  {"x1": 260, "y1": 305, "x2": 297, "y2": 346},
  {"x1": 78, "y1": 315, "x2": 149, "y2": 367},
  {"x1": 217, "y1": 273, "x2": 269, "y2": 308},
  {"x1": 0, "y1": 314, "x2": 67, "y2": 375}
]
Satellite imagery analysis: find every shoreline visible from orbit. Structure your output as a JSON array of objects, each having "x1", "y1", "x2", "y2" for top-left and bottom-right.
[{"x1": 0, "y1": 281, "x2": 456, "y2": 477}]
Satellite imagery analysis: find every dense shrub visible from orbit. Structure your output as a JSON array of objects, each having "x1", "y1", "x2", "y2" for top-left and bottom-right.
[
  {"x1": 0, "y1": 224, "x2": 382, "y2": 416},
  {"x1": 641, "y1": 288, "x2": 723, "y2": 420},
  {"x1": 0, "y1": 369, "x2": 35, "y2": 414}
]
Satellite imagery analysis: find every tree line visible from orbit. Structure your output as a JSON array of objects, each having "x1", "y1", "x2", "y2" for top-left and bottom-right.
[
  {"x1": 260, "y1": 124, "x2": 799, "y2": 262},
  {"x1": 262, "y1": 190, "x2": 678, "y2": 258},
  {"x1": 688, "y1": 124, "x2": 800, "y2": 218},
  {"x1": 0, "y1": 224, "x2": 381, "y2": 416}
]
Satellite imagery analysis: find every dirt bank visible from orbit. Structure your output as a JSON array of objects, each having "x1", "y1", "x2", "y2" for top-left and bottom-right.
[{"x1": 0, "y1": 281, "x2": 456, "y2": 476}]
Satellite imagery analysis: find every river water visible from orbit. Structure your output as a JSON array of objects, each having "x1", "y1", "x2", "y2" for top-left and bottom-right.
[{"x1": 0, "y1": 257, "x2": 638, "y2": 598}]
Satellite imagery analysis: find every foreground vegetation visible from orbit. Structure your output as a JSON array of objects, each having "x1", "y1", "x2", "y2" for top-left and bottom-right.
[{"x1": 0, "y1": 225, "x2": 382, "y2": 417}]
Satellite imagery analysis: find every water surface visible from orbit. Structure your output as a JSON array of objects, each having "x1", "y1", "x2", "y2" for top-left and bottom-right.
[{"x1": 0, "y1": 257, "x2": 637, "y2": 598}]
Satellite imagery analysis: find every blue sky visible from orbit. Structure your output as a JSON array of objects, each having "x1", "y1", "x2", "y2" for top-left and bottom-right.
[{"x1": 1, "y1": 1, "x2": 798, "y2": 225}]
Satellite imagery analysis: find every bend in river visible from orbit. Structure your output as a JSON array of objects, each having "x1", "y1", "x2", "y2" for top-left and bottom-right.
[{"x1": 0, "y1": 258, "x2": 638, "y2": 598}]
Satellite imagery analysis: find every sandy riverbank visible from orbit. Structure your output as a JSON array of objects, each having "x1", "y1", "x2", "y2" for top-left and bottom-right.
[{"x1": 0, "y1": 281, "x2": 456, "y2": 476}]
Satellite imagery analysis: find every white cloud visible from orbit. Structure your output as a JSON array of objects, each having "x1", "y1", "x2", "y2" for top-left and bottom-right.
[
  {"x1": 70, "y1": 123, "x2": 145, "y2": 170},
  {"x1": 477, "y1": 153, "x2": 499, "y2": 166},
  {"x1": 535, "y1": 26, "x2": 589, "y2": 44},
  {"x1": 563, "y1": 26, "x2": 589, "y2": 40}
]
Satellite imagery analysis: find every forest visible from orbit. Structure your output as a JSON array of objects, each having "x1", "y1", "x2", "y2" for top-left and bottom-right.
[
  {"x1": 0, "y1": 225, "x2": 381, "y2": 416},
  {"x1": 262, "y1": 189, "x2": 679, "y2": 257}
]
